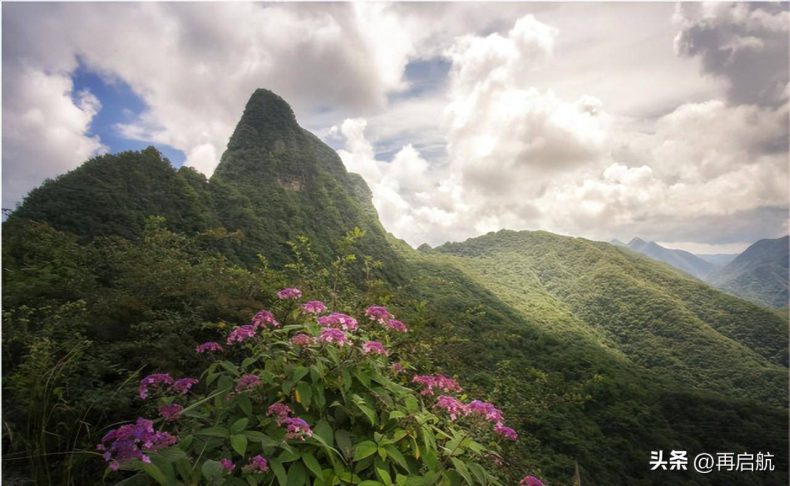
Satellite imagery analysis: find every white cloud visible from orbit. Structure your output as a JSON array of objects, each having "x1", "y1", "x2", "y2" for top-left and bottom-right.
[
  {"x1": 3, "y1": 2, "x2": 419, "y2": 191},
  {"x1": 2, "y1": 66, "x2": 106, "y2": 207},
  {"x1": 4, "y1": 3, "x2": 787, "y2": 249}
]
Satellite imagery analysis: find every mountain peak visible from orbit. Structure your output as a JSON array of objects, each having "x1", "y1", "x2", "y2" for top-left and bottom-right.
[
  {"x1": 628, "y1": 236, "x2": 647, "y2": 247},
  {"x1": 226, "y1": 89, "x2": 301, "y2": 151}
]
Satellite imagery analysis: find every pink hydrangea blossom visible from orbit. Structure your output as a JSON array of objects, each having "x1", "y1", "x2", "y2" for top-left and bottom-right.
[
  {"x1": 385, "y1": 319, "x2": 408, "y2": 333},
  {"x1": 276, "y1": 288, "x2": 302, "y2": 300},
  {"x1": 282, "y1": 417, "x2": 313, "y2": 440},
  {"x1": 158, "y1": 404, "x2": 183, "y2": 422},
  {"x1": 227, "y1": 324, "x2": 256, "y2": 345},
  {"x1": 138, "y1": 373, "x2": 173, "y2": 400},
  {"x1": 220, "y1": 458, "x2": 235, "y2": 472},
  {"x1": 172, "y1": 377, "x2": 198, "y2": 395},
  {"x1": 97, "y1": 418, "x2": 177, "y2": 471},
  {"x1": 435, "y1": 395, "x2": 469, "y2": 421},
  {"x1": 412, "y1": 374, "x2": 462, "y2": 396},
  {"x1": 319, "y1": 328, "x2": 350, "y2": 346},
  {"x1": 362, "y1": 340, "x2": 388, "y2": 356},
  {"x1": 235, "y1": 374, "x2": 261, "y2": 392},
  {"x1": 301, "y1": 300, "x2": 327, "y2": 314},
  {"x1": 520, "y1": 476, "x2": 544, "y2": 486},
  {"x1": 196, "y1": 341, "x2": 223, "y2": 353},
  {"x1": 466, "y1": 400, "x2": 504, "y2": 423},
  {"x1": 290, "y1": 333, "x2": 315, "y2": 347},
  {"x1": 494, "y1": 423, "x2": 518, "y2": 441},
  {"x1": 365, "y1": 305, "x2": 392, "y2": 323},
  {"x1": 267, "y1": 402, "x2": 293, "y2": 425},
  {"x1": 251, "y1": 309, "x2": 280, "y2": 329},
  {"x1": 244, "y1": 455, "x2": 269, "y2": 473},
  {"x1": 318, "y1": 312, "x2": 358, "y2": 331}
]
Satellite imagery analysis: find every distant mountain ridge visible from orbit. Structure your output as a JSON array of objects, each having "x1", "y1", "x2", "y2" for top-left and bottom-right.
[
  {"x1": 619, "y1": 236, "x2": 788, "y2": 308},
  {"x1": 709, "y1": 236, "x2": 789, "y2": 309},
  {"x1": 624, "y1": 237, "x2": 716, "y2": 279}
]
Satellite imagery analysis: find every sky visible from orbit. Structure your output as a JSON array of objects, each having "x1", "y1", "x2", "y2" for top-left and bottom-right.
[{"x1": 3, "y1": 2, "x2": 788, "y2": 254}]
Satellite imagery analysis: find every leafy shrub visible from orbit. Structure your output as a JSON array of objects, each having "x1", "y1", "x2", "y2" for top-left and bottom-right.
[{"x1": 100, "y1": 288, "x2": 541, "y2": 485}]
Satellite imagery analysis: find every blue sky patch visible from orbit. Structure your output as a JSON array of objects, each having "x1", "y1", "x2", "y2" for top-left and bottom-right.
[{"x1": 70, "y1": 63, "x2": 187, "y2": 166}]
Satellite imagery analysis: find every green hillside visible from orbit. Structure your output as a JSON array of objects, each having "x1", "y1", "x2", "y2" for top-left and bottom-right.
[
  {"x1": 710, "y1": 236, "x2": 789, "y2": 309},
  {"x1": 3, "y1": 90, "x2": 787, "y2": 486}
]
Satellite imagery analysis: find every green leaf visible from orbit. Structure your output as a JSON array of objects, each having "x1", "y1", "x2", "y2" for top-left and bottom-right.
[
  {"x1": 196, "y1": 426, "x2": 229, "y2": 438},
  {"x1": 230, "y1": 433, "x2": 248, "y2": 455},
  {"x1": 336, "y1": 430, "x2": 353, "y2": 460},
  {"x1": 314, "y1": 419, "x2": 334, "y2": 448},
  {"x1": 241, "y1": 356, "x2": 258, "y2": 369},
  {"x1": 286, "y1": 461, "x2": 307, "y2": 486},
  {"x1": 450, "y1": 458, "x2": 474, "y2": 485},
  {"x1": 352, "y1": 395, "x2": 377, "y2": 425},
  {"x1": 270, "y1": 458, "x2": 288, "y2": 486},
  {"x1": 389, "y1": 411, "x2": 406, "y2": 420},
  {"x1": 238, "y1": 395, "x2": 253, "y2": 416},
  {"x1": 201, "y1": 459, "x2": 224, "y2": 482},
  {"x1": 404, "y1": 396, "x2": 418, "y2": 414},
  {"x1": 375, "y1": 459, "x2": 393, "y2": 486},
  {"x1": 279, "y1": 449, "x2": 301, "y2": 463},
  {"x1": 142, "y1": 461, "x2": 171, "y2": 486},
  {"x1": 302, "y1": 452, "x2": 323, "y2": 479},
  {"x1": 156, "y1": 446, "x2": 187, "y2": 463},
  {"x1": 296, "y1": 381, "x2": 312, "y2": 410},
  {"x1": 230, "y1": 417, "x2": 249, "y2": 434},
  {"x1": 292, "y1": 365, "x2": 310, "y2": 382},
  {"x1": 353, "y1": 441, "x2": 378, "y2": 461},
  {"x1": 384, "y1": 446, "x2": 409, "y2": 472}
]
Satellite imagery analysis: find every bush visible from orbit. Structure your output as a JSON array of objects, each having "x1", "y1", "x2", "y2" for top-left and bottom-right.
[{"x1": 99, "y1": 287, "x2": 539, "y2": 485}]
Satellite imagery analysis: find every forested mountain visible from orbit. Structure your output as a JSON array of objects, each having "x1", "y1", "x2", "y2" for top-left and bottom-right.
[
  {"x1": 3, "y1": 90, "x2": 787, "y2": 486},
  {"x1": 709, "y1": 236, "x2": 789, "y2": 309},
  {"x1": 624, "y1": 237, "x2": 716, "y2": 280}
]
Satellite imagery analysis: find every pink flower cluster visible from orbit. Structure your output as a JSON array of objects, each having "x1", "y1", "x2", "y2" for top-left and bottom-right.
[
  {"x1": 244, "y1": 455, "x2": 269, "y2": 473},
  {"x1": 173, "y1": 378, "x2": 199, "y2": 395},
  {"x1": 138, "y1": 373, "x2": 174, "y2": 399},
  {"x1": 267, "y1": 402, "x2": 293, "y2": 424},
  {"x1": 276, "y1": 287, "x2": 302, "y2": 300},
  {"x1": 362, "y1": 340, "x2": 388, "y2": 356},
  {"x1": 227, "y1": 324, "x2": 256, "y2": 345},
  {"x1": 235, "y1": 374, "x2": 261, "y2": 392},
  {"x1": 318, "y1": 312, "x2": 358, "y2": 331},
  {"x1": 195, "y1": 341, "x2": 223, "y2": 353},
  {"x1": 385, "y1": 319, "x2": 408, "y2": 333},
  {"x1": 432, "y1": 396, "x2": 518, "y2": 441},
  {"x1": 97, "y1": 418, "x2": 177, "y2": 471},
  {"x1": 365, "y1": 305, "x2": 408, "y2": 332},
  {"x1": 158, "y1": 404, "x2": 183, "y2": 422},
  {"x1": 266, "y1": 402, "x2": 312, "y2": 440},
  {"x1": 301, "y1": 300, "x2": 327, "y2": 314},
  {"x1": 220, "y1": 458, "x2": 235, "y2": 472},
  {"x1": 251, "y1": 309, "x2": 280, "y2": 329},
  {"x1": 319, "y1": 328, "x2": 350, "y2": 346},
  {"x1": 290, "y1": 333, "x2": 315, "y2": 347},
  {"x1": 139, "y1": 373, "x2": 199, "y2": 400},
  {"x1": 520, "y1": 476, "x2": 545, "y2": 486},
  {"x1": 283, "y1": 417, "x2": 313, "y2": 440},
  {"x1": 435, "y1": 395, "x2": 467, "y2": 420},
  {"x1": 364, "y1": 305, "x2": 392, "y2": 323},
  {"x1": 412, "y1": 374, "x2": 463, "y2": 396}
]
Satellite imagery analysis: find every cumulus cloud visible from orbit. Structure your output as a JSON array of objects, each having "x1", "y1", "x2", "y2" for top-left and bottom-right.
[
  {"x1": 2, "y1": 2, "x2": 419, "y2": 202},
  {"x1": 674, "y1": 2, "x2": 789, "y2": 106},
  {"x1": 333, "y1": 12, "x2": 787, "y2": 249},
  {"x1": 4, "y1": 3, "x2": 787, "y2": 250},
  {"x1": 2, "y1": 65, "x2": 106, "y2": 207}
]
